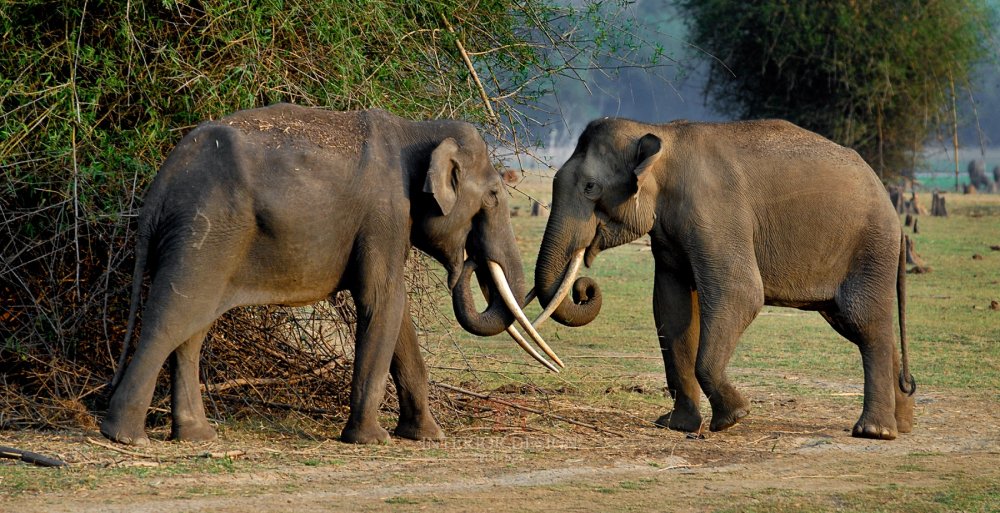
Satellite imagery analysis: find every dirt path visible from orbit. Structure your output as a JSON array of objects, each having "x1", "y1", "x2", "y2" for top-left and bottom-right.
[{"x1": 3, "y1": 379, "x2": 999, "y2": 512}]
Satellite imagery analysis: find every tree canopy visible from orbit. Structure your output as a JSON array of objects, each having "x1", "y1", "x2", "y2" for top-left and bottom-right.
[{"x1": 676, "y1": 0, "x2": 996, "y2": 176}]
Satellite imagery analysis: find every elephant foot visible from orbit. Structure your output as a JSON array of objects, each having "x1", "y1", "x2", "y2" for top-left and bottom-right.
[
  {"x1": 341, "y1": 423, "x2": 391, "y2": 444},
  {"x1": 708, "y1": 394, "x2": 750, "y2": 432},
  {"x1": 654, "y1": 409, "x2": 703, "y2": 433},
  {"x1": 852, "y1": 412, "x2": 897, "y2": 440},
  {"x1": 171, "y1": 421, "x2": 218, "y2": 442},
  {"x1": 100, "y1": 417, "x2": 150, "y2": 446},
  {"x1": 394, "y1": 417, "x2": 445, "y2": 441}
]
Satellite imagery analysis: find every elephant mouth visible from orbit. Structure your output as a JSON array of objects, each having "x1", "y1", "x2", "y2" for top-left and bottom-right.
[{"x1": 585, "y1": 228, "x2": 604, "y2": 267}]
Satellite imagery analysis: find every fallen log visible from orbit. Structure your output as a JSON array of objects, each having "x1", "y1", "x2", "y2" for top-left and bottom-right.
[{"x1": 0, "y1": 446, "x2": 66, "y2": 467}]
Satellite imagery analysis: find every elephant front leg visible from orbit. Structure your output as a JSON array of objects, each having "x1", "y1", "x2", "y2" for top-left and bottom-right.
[
  {"x1": 341, "y1": 272, "x2": 406, "y2": 444},
  {"x1": 169, "y1": 328, "x2": 217, "y2": 442},
  {"x1": 390, "y1": 298, "x2": 445, "y2": 441},
  {"x1": 652, "y1": 269, "x2": 703, "y2": 433}
]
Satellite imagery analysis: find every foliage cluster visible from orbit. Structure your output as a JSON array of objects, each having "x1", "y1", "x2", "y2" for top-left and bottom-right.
[
  {"x1": 0, "y1": 0, "x2": 650, "y2": 428},
  {"x1": 676, "y1": 0, "x2": 996, "y2": 176}
]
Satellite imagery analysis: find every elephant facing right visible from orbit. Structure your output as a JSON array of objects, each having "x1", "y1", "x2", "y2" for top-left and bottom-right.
[{"x1": 532, "y1": 117, "x2": 916, "y2": 440}]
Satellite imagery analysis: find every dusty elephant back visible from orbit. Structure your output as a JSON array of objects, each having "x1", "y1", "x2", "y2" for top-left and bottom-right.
[
  {"x1": 670, "y1": 119, "x2": 870, "y2": 171},
  {"x1": 661, "y1": 119, "x2": 889, "y2": 213},
  {"x1": 210, "y1": 103, "x2": 372, "y2": 155}
]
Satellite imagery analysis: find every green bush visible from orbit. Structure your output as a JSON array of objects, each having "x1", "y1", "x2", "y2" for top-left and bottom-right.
[{"x1": 0, "y1": 0, "x2": 651, "y2": 429}]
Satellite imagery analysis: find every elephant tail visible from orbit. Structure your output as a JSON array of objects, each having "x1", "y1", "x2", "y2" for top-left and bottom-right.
[
  {"x1": 109, "y1": 227, "x2": 149, "y2": 390},
  {"x1": 897, "y1": 232, "x2": 916, "y2": 396}
]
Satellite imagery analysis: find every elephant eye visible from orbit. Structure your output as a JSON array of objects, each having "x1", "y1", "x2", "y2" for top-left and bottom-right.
[
  {"x1": 583, "y1": 181, "x2": 601, "y2": 196},
  {"x1": 484, "y1": 189, "x2": 499, "y2": 209}
]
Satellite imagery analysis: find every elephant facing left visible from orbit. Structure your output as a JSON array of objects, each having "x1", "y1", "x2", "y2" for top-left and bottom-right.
[{"x1": 101, "y1": 103, "x2": 558, "y2": 446}]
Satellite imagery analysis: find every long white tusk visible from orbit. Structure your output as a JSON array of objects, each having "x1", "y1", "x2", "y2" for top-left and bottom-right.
[
  {"x1": 532, "y1": 249, "x2": 585, "y2": 329},
  {"x1": 487, "y1": 261, "x2": 565, "y2": 368},
  {"x1": 470, "y1": 260, "x2": 556, "y2": 371},
  {"x1": 505, "y1": 326, "x2": 560, "y2": 373}
]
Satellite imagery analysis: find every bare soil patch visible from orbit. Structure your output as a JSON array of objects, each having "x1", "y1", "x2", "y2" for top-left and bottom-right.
[{"x1": 2, "y1": 371, "x2": 998, "y2": 512}]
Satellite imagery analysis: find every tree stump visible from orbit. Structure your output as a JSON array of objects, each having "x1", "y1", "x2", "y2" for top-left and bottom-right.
[
  {"x1": 530, "y1": 200, "x2": 547, "y2": 217},
  {"x1": 903, "y1": 191, "x2": 927, "y2": 216},
  {"x1": 888, "y1": 185, "x2": 904, "y2": 214},
  {"x1": 905, "y1": 236, "x2": 928, "y2": 272},
  {"x1": 931, "y1": 191, "x2": 948, "y2": 217}
]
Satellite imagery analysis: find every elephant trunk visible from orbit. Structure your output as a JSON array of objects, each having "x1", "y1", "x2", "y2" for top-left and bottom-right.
[
  {"x1": 451, "y1": 258, "x2": 525, "y2": 337},
  {"x1": 534, "y1": 222, "x2": 602, "y2": 327}
]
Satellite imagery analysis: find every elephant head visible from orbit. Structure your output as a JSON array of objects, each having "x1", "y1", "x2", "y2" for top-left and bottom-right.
[
  {"x1": 535, "y1": 120, "x2": 663, "y2": 327},
  {"x1": 412, "y1": 125, "x2": 560, "y2": 369}
]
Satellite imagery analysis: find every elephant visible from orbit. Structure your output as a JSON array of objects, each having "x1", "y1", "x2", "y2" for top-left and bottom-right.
[
  {"x1": 967, "y1": 159, "x2": 992, "y2": 192},
  {"x1": 532, "y1": 117, "x2": 915, "y2": 440},
  {"x1": 101, "y1": 103, "x2": 561, "y2": 446}
]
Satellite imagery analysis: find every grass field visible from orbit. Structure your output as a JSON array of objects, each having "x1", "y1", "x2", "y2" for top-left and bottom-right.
[{"x1": 2, "y1": 177, "x2": 998, "y2": 513}]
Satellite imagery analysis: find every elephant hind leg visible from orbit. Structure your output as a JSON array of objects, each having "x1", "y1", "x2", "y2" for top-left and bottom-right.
[
  {"x1": 102, "y1": 275, "x2": 227, "y2": 445},
  {"x1": 820, "y1": 308, "x2": 902, "y2": 440},
  {"x1": 170, "y1": 327, "x2": 217, "y2": 442}
]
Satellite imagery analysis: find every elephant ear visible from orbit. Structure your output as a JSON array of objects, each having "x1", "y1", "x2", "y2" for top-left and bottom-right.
[
  {"x1": 424, "y1": 138, "x2": 460, "y2": 216},
  {"x1": 633, "y1": 133, "x2": 662, "y2": 189}
]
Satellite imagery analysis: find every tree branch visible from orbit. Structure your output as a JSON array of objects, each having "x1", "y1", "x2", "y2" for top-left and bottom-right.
[{"x1": 441, "y1": 14, "x2": 497, "y2": 122}]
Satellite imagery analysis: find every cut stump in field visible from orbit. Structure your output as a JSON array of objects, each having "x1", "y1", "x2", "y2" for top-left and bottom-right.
[
  {"x1": 905, "y1": 237, "x2": 929, "y2": 273},
  {"x1": 931, "y1": 191, "x2": 948, "y2": 217},
  {"x1": 530, "y1": 200, "x2": 547, "y2": 217}
]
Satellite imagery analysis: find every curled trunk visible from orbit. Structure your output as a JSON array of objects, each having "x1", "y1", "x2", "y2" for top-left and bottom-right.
[
  {"x1": 534, "y1": 229, "x2": 602, "y2": 327},
  {"x1": 451, "y1": 260, "x2": 523, "y2": 336}
]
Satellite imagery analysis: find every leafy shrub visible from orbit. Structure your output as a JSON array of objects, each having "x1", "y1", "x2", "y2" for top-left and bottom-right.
[{"x1": 0, "y1": 0, "x2": 650, "y2": 429}]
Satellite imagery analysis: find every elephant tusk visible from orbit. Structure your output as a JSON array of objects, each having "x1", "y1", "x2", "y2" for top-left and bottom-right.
[
  {"x1": 504, "y1": 325, "x2": 560, "y2": 373},
  {"x1": 487, "y1": 261, "x2": 565, "y2": 369},
  {"x1": 532, "y1": 249, "x2": 585, "y2": 329}
]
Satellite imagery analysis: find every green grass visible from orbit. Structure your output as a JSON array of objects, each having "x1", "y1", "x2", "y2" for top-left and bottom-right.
[{"x1": 709, "y1": 479, "x2": 1000, "y2": 513}]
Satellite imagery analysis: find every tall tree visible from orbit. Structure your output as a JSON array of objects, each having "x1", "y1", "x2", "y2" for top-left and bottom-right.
[{"x1": 676, "y1": 0, "x2": 996, "y2": 176}]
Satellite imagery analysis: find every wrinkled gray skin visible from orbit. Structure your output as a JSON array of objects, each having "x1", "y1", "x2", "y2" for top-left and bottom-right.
[
  {"x1": 102, "y1": 104, "x2": 528, "y2": 445},
  {"x1": 535, "y1": 118, "x2": 915, "y2": 440}
]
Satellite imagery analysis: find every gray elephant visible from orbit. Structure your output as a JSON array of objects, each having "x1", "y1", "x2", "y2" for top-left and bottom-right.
[
  {"x1": 532, "y1": 117, "x2": 915, "y2": 440},
  {"x1": 967, "y1": 159, "x2": 992, "y2": 192},
  {"x1": 102, "y1": 104, "x2": 560, "y2": 446}
]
